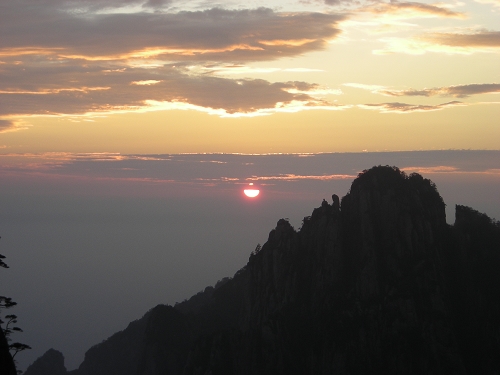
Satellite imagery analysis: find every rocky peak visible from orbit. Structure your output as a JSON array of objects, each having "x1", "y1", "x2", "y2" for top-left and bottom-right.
[
  {"x1": 24, "y1": 348, "x2": 67, "y2": 375},
  {"x1": 341, "y1": 166, "x2": 448, "y2": 302}
]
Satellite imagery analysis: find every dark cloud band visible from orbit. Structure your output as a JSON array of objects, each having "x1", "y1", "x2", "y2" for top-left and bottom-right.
[
  {"x1": 0, "y1": 6, "x2": 344, "y2": 61},
  {"x1": 0, "y1": 60, "x2": 337, "y2": 116}
]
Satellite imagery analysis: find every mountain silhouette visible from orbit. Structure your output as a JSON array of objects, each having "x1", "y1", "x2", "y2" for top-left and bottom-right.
[{"x1": 23, "y1": 166, "x2": 500, "y2": 374}]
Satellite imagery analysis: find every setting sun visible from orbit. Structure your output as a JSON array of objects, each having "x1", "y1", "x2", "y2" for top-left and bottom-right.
[{"x1": 244, "y1": 183, "x2": 260, "y2": 198}]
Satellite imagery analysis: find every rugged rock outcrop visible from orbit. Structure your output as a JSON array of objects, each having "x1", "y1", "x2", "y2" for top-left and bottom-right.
[
  {"x1": 24, "y1": 349, "x2": 67, "y2": 375},
  {"x1": 26, "y1": 166, "x2": 500, "y2": 374},
  {"x1": 77, "y1": 312, "x2": 149, "y2": 375},
  {"x1": 181, "y1": 167, "x2": 465, "y2": 374}
]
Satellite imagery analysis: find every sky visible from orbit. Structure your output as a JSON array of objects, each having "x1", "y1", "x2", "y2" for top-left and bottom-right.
[{"x1": 0, "y1": 0, "x2": 499, "y2": 371}]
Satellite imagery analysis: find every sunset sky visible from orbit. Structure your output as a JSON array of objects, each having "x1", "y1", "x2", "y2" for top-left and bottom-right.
[
  {"x1": 1, "y1": 0, "x2": 499, "y2": 371},
  {"x1": 1, "y1": 0, "x2": 499, "y2": 153}
]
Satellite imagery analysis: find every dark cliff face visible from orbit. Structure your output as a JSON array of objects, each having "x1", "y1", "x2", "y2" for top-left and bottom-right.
[
  {"x1": 24, "y1": 349, "x2": 67, "y2": 375},
  {"x1": 182, "y1": 167, "x2": 499, "y2": 375},
  {"x1": 184, "y1": 166, "x2": 463, "y2": 375},
  {"x1": 137, "y1": 305, "x2": 191, "y2": 375},
  {"x1": 446, "y1": 205, "x2": 500, "y2": 372},
  {"x1": 0, "y1": 328, "x2": 17, "y2": 375},
  {"x1": 27, "y1": 166, "x2": 500, "y2": 375},
  {"x1": 77, "y1": 311, "x2": 149, "y2": 375}
]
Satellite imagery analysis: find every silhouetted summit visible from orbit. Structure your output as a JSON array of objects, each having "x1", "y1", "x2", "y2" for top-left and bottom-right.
[
  {"x1": 27, "y1": 166, "x2": 500, "y2": 374},
  {"x1": 24, "y1": 349, "x2": 67, "y2": 375}
]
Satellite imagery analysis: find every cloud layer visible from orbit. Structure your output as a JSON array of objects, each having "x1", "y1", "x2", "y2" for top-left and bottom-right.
[
  {"x1": 1, "y1": 0, "x2": 499, "y2": 121},
  {"x1": 380, "y1": 84, "x2": 500, "y2": 98},
  {"x1": 362, "y1": 2, "x2": 465, "y2": 19},
  {"x1": 346, "y1": 83, "x2": 500, "y2": 98},
  {"x1": 359, "y1": 101, "x2": 464, "y2": 113},
  {"x1": 0, "y1": 3, "x2": 348, "y2": 118},
  {"x1": 1, "y1": 6, "x2": 343, "y2": 61},
  {"x1": 375, "y1": 30, "x2": 500, "y2": 55},
  {"x1": 0, "y1": 60, "x2": 341, "y2": 116}
]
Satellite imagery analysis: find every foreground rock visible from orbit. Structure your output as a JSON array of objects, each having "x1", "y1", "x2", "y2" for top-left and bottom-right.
[
  {"x1": 24, "y1": 349, "x2": 67, "y2": 375},
  {"x1": 27, "y1": 166, "x2": 500, "y2": 374},
  {"x1": 0, "y1": 329, "x2": 16, "y2": 375}
]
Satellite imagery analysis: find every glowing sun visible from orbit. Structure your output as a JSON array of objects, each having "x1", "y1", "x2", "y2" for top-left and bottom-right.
[{"x1": 244, "y1": 183, "x2": 260, "y2": 198}]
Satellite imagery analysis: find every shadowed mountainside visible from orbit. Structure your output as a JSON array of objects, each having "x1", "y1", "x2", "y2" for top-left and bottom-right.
[
  {"x1": 24, "y1": 349, "x2": 67, "y2": 375},
  {"x1": 0, "y1": 328, "x2": 16, "y2": 375},
  {"x1": 26, "y1": 166, "x2": 500, "y2": 374}
]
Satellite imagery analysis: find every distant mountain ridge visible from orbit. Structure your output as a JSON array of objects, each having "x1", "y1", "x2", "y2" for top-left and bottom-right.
[{"x1": 24, "y1": 166, "x2": 500, "y2": 375}]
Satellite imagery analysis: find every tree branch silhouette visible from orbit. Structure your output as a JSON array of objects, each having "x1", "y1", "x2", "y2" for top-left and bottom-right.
[{"x1": 1, "y1": 237, "x2": 31, "y2": 373}]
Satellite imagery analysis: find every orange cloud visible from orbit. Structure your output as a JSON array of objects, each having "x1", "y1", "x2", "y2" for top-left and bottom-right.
[
  {"x1": 359, "y1": 101, "x2": 465, "y2": 113},
  {"x1": 375, "y1": 30, "x2": 500, "y2": 55},
  {"x1": 402, "y1": 166, "x2": 459, "y2": 173},
  {"x1": 346, "y1": 83, "x2": 500, "y2": 98},
  {"x1": 131, "y1": 80, "x2": 161, "y2": 86},
  {"x1": 0, "y1": 47, "x2": 64, "y2": 57},
  {"x1": 258, "y1": 39, "x2": 317, "y2": 47},
  {"x1": 247, "y1": 174, "x2": 356, "y2": 181},
  {"x1": 362, "y1": 2, "x2": 466, "y2": 19},
  {"x1": 0, "y1": 87, "x2": 110, "y2": 95},
  {"x1": 0, "y1": 118, "x2": 30, "y2": 133},
  {"x1": 402, "y1": 166, "x2": 500, "y2": 175},
  {"x1": 421, "y1": 30, "x2": 500, "y2": 48}
]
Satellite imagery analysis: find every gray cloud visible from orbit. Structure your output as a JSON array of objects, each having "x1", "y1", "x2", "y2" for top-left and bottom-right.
[
  {"x1": 373, "y1": 29, "x2": 500, "y2": 55},
  {"x1": 142, "y1": 0, "x2": 173, "y2": 8},
  {"x1": 10, "y1": 151, "x2": 500, "y2": 185},
  {"x1": 323, "y1": 0, "x2": 352, "y2": 5},
  {"x1": 7, "y1": 0, "x2": 166, "y2": 12},
  {"x1": 345, "y1": 82, "x2": 500, "y2": 98},
  {"x1": 380, "y1": 83, "x2": 500, "y2": 98},
  {"x1": 0, "y1": 3, "x2": 346, "y2": 118},
  {"x1": 421, "y1": 30, "x2": 500, "y2": 48},
  {"x1": 359, "y1": 100, "x2": 464, "y2": 113},
  {"x1": 0, "y1": 6, "x2": 343, "y2": 61},
  {"x1": 0, "y1": 119, "x2": 16, "y2": 132},
  {"x1": 0, "y1": 59, "x2": 336, "y2": 116}
]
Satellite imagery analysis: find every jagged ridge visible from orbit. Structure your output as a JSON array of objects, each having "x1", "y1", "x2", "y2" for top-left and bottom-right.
[{"x1": 26, "y1": 166, "x2": 500, "y2": 375}]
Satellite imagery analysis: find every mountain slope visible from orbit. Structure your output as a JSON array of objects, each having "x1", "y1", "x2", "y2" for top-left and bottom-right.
[{"x1": 27, "y1": 166, "x2": 500, "y2": 375}]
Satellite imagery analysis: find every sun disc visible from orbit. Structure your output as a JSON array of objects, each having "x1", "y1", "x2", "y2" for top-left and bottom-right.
[{"x1": 244, "y1": 189, "x2": 260, "y2": 198}]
